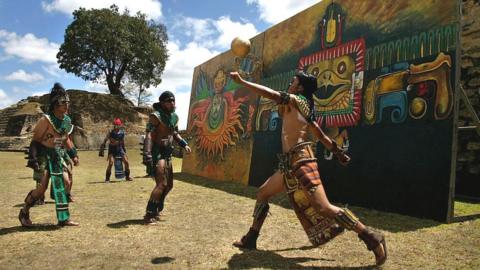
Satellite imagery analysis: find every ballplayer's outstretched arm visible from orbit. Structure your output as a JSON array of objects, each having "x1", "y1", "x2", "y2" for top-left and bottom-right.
[{"x1": 230, "y1": 72, "x2": 282, "y2": 103}]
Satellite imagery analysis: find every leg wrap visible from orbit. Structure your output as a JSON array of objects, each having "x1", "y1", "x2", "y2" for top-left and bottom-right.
[
  {"x1": 105, "y1": 170, "x2": 111, "y2": 181},
  {"x1": 334, "y1": 208, "x2": 359, "y2": 231},
  {"x1": 125, "y1": 169, "x2": 130, "y2": 178},
  {"x1": 252, "y1": 201, "x2": 269, "y2": 222},
  {"x1": 24, "y1": 190, "x2": 37, "y2": 208},
  {"x1": 146, "y1": 199, "x2": 159, "y2": 216},
  {"x1": 157, "y1": 192, "x2": 167, "y2": 213}
]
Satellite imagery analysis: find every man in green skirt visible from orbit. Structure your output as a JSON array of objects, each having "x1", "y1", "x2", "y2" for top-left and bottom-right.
[{"x1": 19, "y1": 83, "x2": 80, "y2": 227}]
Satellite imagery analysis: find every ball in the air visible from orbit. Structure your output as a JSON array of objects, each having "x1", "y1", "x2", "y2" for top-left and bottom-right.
[{"x1": 231, "y1": 37, "x2": 251, "y2": 57}]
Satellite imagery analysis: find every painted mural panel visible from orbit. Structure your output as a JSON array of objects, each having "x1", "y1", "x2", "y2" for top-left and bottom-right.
[
  {"x1": 248, "y1": 0, "x2": 459, "y2": 221},
  {"x1": 182, "y1": 36, "x2": 264, "y2": 184},
  {"x1": 185, "y1": 0, "x2": 459, "y2": 221}
]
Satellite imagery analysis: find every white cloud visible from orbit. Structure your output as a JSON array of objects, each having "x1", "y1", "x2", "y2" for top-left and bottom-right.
[
  {"x1": 247, "y1": 0, "x2": 320, "y2": 24},
  {"x1": 162, "y1": 15, "x2": 258, "y2": 129},
  {"x1": 172, "y1": 16, "x2": 258, "y2": 50},
  {"x1": 3, "y1": 69, "x2": 45, "y2": 83},
  {"x1": 0, "y1": 29, "x2": 59, "y2": 63},
  {"x1": 214, "y1": 16, "x2": 258, "y2": 48},
  {"x1": 173, "y1": 17, "x2": 216, "y2": 45},
  {"x1": 42, "y1": 0, "x2": 162, "y2": 20},
  {"x1": 171, "y1": 91, "x2": 191, "y2": 131},
  {"x1": 0, "y1": 89, "x2": 14, "y2": 109},
  {"x1": 150, "y1": 40, "x2": 219, "y2": 129}
]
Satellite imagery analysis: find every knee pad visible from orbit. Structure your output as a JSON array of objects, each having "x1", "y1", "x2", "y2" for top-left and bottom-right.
[{"x1": 252, "y1": 201, "x2": 269, "y2": 222}]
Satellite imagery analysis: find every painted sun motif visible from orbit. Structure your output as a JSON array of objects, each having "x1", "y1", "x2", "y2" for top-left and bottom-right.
[{"x1": 188, "y1": 69, "x2": 250, "y2": 159}]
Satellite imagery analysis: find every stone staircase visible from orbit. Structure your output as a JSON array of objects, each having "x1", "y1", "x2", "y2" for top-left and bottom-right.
[
  {"x1": 0, "y1": 136, "x2": 29, "y2": 151},
  {"x1": 0, "y1": 105, "x2": 20, "y2": 136}
]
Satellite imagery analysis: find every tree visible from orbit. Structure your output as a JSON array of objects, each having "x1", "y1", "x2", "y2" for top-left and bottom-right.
[
  {"x1": 122, "y1": 81, "x2": 153, "y2": 107},
  {"x1": 57, "y1": 5, "x2": 168, "y2": 97}
]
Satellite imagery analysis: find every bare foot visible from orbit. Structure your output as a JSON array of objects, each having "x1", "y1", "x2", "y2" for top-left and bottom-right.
[
  {"x1": 144, "y1": 218, "x2": 158, "y2": 225},
  {"x1": 58, "y1": 220, "x2": 79, "y2": 226}
]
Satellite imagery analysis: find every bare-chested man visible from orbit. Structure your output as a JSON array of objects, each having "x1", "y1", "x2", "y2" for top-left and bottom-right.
[
  {"x1": 142, "y1": 91, "x2": 191, "y2": 224},
  {"x1": 230, "y1": 71, "x2": 387, "y2": 266},
  {"x1": 19, "y1": 83, "x2": 79, "y2": 227}
]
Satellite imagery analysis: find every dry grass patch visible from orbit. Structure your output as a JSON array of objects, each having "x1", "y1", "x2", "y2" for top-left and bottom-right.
[{"x1": 1, "y1": 150, "x2": 479, "y2": 269}]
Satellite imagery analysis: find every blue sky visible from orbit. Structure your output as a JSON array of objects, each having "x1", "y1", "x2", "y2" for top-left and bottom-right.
[{"x1": 0, "y1": 0, "x2": 319, "y2": 128}]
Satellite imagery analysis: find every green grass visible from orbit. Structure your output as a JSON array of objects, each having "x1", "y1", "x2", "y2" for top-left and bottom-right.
[
  {"x1": 1, "y1": 150, "x2": 479, "y2": 269},
  {"x1": 455, "y1": 200, "x2": 480, "y2": 217}
]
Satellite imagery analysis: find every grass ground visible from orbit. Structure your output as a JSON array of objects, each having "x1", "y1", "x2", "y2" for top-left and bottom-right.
[{"x1": 0, "y1": 150, "x2": 479, "y2": 269}]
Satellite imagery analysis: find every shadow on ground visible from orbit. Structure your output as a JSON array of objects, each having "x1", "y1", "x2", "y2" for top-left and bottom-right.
[
  {"x1": 453, "y1": 213, "x2": 480, "y2": 222},
  {"x1": 174, "y1": 172, "x2": 442, "y2": 232},
  {"x1": 151, "y1": 256, "x2": 175, "y2": 265},
  {"x1": 107, "y1": 219, "x2": 165, "y2": 228},
  {"x1": 227, "y1": 249, "x2": 376, "y2": 270},
  {"x1": 13, "y1": 201, "x2": 56, "y2": 208},
  {"x1": 0, "y1": 224, "x2": 60, "y2": 235},
  {"x1": 88, "y1": 181, "x2": 125, "y2": 184},
  {"x1": 453, "y1": 196, "x2": 480, "y2": 222}
]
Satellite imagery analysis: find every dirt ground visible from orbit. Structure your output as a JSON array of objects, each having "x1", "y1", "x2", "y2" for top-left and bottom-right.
[{"x1": 1, "y1": 150, "x2": 479, "y2": 269}]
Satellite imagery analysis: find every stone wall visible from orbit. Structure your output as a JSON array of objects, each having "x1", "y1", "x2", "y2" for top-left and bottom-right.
[
  {"x1": 0, "y1": 90, "x2": 150, "y2": 151},
  {"x1": 457, "y1": 0, "x2": 480, "y2": 197}
]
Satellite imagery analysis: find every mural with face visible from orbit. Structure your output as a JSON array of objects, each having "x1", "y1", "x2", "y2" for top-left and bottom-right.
[{"x1": 298, "y1": 39, "x2": 365, "y2": 127}]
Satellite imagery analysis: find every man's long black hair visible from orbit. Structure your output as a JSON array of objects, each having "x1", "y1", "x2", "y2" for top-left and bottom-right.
[
  {"x1": 295, "y1": 71, "x2": 317, "y2": 123},
  {"x1": 48, "y1": 82, "x2": 68, "y2": 112}
]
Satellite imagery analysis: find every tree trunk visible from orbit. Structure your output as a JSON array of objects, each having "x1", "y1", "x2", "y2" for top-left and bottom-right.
[
  {"x1": 106, "y1": 74, "x2": 124, "y2": 97},
  {"x1": 137, "y1": 87, "x2": 144, "y2": 107}
]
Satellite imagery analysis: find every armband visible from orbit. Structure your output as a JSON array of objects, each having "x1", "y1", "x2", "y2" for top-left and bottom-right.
[
  {"x1": 278, "y1": 92, "x2": 290, "y2": 105},
  {"x1": 67, "y1": 147, "x2": 78, "y2": 158}
]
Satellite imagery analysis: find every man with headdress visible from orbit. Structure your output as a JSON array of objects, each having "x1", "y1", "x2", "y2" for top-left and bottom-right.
[
  {"x1": 229, "y1": 71, "x2": 387, "y2": 266},
  {"x1": 142, "y1": 91, "x2": 191, "y2": 224},
  {"x1": 19, "y1": 82, "x2": 79, "y2": 227},
  {"x1": 99, "y1": 118, "x2": 133, "y2": 182}
]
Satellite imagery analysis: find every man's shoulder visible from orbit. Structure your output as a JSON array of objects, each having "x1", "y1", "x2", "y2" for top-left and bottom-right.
[
  {"x1": 289, "y1": 94, "x2": 310, "y2": 119},
  {"x1": 150, "y1": 111, "x2": 161, "y2": 118},
  {"x1": 34, "y1": 115, "x2": 49, "y2": 128}
]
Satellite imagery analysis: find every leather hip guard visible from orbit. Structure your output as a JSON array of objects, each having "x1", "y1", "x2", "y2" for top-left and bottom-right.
[{"x1": 278, "y1": 142, "x2": 343, "y2": 247}]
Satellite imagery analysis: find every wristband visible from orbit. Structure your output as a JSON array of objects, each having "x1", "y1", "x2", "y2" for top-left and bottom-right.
[
  {"x1": 67, "y1": 147, "x2": 78, "y2": 158},
  {"x1": 178, "y1": 139, "x2": 188, "y2": 148}
]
